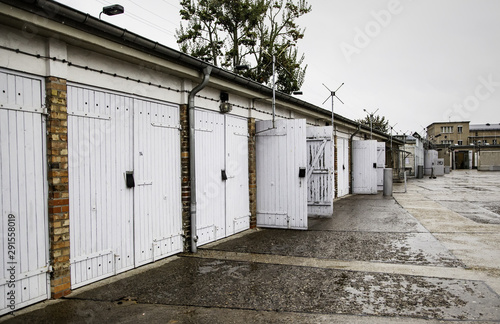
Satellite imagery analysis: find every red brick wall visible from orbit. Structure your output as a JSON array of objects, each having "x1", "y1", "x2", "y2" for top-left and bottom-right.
[
  {"x1": 180, "y1": 104, "x2": 192, "y2": 251},
  {"x1": 45, "y1": 77, "x2": 71, "y2": 298},
  {"x1": 248, "y1": 118, "x2": 257, "y2": 228}
]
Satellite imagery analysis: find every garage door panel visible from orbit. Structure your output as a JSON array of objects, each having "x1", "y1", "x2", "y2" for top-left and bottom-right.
[
  {"x1": 256, "y1": 119, "x2": 307, "y2": 230},
  {"x1": 68, "y1": 86, "x2": 135, "y2": 287},
  {"x1": 134, "y1": 99, "x2": 182, "y2": 265},
  {"x1": 0, "y1": 70, "x2": 49, "y2": 315},
  {"x1": 225, "y1": 115, "x2": 250, "y2": 235}
]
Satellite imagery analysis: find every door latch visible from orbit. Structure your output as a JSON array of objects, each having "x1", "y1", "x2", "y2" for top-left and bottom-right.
[
  {"x1": 221, "y1": 170, "x2": 228, "y2": 181},
  {"x1": 126, "y1": 171, "x2": 135, "y2": 188}
]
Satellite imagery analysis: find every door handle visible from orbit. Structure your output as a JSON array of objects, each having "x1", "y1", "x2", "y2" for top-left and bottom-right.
[{"x1": 221, "y1": 170, "x2": 228, "y2": 181}]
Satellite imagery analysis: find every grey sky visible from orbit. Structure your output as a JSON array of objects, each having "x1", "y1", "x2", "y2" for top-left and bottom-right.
[{"x1": 55, "y1": 0, "x2": 500, "y2": 137}]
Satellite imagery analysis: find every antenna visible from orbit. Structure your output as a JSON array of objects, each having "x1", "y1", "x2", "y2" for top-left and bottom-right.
[
  {"x1": 389, "y1": 122, "x2": 398, "y2": 150},
  {"x1": 322, "y1": 82, "x2": 344, "y2": 135}
]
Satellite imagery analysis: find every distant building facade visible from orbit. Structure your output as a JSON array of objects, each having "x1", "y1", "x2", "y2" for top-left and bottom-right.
[{"x1": 426, "y1": 121, "x2": 500, "y2": 170}]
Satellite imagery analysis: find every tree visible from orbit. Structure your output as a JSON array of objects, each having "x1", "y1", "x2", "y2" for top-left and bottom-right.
[
  {"x1": 176, "y1": 0, "x2": 311, "y2": 94},
  {"x1": 356, "y1": 114, "x2": 389, "y2": 133}
]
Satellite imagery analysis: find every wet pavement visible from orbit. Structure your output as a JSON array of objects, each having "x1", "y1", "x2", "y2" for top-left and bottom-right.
[{"x1": 2, "y1": 170, "x2": 500, "y2": 323}]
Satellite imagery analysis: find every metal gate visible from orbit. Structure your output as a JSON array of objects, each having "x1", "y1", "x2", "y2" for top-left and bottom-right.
[
  {"x1": 352, "y1": 140, "x2": 378, "y2": 194},
  {"x1": 376, "y1": 142, "x2": 386, "y2": 191},
  {"x1": 256, "y1": 119, "x2": 307, "y2": 229},
  {"x1": 0, "y1": 70, "x2": 49, "y2": 315},
  {"x1": 68, "y1": 85, "x2": 182, "y2": 288},
  {"x1": 336, "y1": 137, "x2": 350, "y2": 197},
  {"x1": 194, "y1": 109, "x2": 250, "y2": 246},
  {"x1": 306, "y1": 126, "x2": 333, "y2": 216}
]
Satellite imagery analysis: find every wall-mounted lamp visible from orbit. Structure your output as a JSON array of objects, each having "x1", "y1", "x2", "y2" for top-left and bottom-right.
[
  {"x1": 234, "y1": 65, "x2": 249, "y2": 72},
  {"x1": 100, "y1": 4, "x2": 124, "y2": 19},
  {"x1": 219, "y1": 91, "x2": 232, "y2": 113}
]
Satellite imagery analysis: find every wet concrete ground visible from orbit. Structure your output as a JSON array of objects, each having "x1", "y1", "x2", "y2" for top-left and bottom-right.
[{"x1": 2, "y1": 170, "x2": 500, "y2": 323}]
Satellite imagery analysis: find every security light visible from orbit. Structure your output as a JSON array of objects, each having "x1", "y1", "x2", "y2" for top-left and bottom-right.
[{"x1": 100, "y1": 4, "x2": 124, "y2": 19}]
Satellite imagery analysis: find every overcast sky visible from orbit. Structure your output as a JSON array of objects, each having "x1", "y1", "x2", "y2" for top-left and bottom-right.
[{"x1": 55, "y1": 0, "x2": 500, "y2": 137}]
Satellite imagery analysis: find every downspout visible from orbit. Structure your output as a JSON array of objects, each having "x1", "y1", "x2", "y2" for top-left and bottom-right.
[
  {"x1": 189, "y1": 66, "x2": 212, "y2": 253},
  {"x1": 349, "y1": 124, "x2": 361, "y2": 194}
]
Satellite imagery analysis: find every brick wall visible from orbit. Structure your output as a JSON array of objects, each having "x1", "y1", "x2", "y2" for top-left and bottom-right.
[
  {"x1": 180, "y1": 104, "x2": 192, "y2": 251},
  {"x1": 45, "y1": 77, "x2": 71, "y2": 299},
  {"x1": 248, "y1": 118, "x2": 257, "y2": 228}
]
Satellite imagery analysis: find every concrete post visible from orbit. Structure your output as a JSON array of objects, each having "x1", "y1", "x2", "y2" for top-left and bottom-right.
[{"x1": 383, "y1": 168, "x2": 393, "y2": 196}]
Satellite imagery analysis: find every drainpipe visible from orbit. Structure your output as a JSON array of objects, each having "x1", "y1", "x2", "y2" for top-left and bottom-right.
[
  {"x1": 349, "y1": 124, "x2": 361, "y2": 194},
  {"x1": 188, "y1": 66, "x2": 212, "y2": 253}
]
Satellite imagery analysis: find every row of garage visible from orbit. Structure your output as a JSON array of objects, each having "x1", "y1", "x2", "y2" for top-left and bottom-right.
[{"x1": 0, "y1": 0, "x2": 400, "y2": 315}]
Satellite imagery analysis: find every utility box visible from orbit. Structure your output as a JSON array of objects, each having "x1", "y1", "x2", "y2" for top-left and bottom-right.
[{"x1": 435, "y1": 158, "x2": 445, "y2": 176}]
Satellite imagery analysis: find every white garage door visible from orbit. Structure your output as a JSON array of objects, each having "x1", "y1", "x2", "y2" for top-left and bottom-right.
[
  {"x1": 256, "y1": 119, "x2": 307, "y2": 229},
  {"x1": 194, "y1": 109, "x2": 250, "y2": 246},
  {"x1": 68, "y1": 85, "x2": 182, "y2": 288},
  {"x1": 0, "y1": 70, "x2": 49, "y2": 315}
]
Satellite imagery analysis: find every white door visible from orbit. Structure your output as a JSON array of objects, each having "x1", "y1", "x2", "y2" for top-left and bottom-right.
[
  {"x1": 306, "y1": 126, "x2": 333, "y2": 216},
  {"x1": 0, "y1": 70, "x2": 49, "y2": 315},
  {"x1": 352, "y1": 140, "x2": 378, "y2": 194},
  {"x1": 336, "y1": 138, "x2": 350, "y2": 197},
  {"x1": 256, "y1": 119, "x2": 307, "y2": 229},
  {"x1": 376, "y1": 142, "x2": 386, "y2": 191},
  {"x1": 194, "y1": 109, "x2": 250, "y2": 246},
  {"x1": 68, "y1": 85, "x2": 182, "y2": 288},
  {"x1": 133, "y1": 99, "x2": 183, "y2": 266}
]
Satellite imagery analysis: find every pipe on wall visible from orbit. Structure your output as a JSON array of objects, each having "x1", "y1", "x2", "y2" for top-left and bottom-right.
[{"x1": 188, "y1": 66, "x2": 212, "y2": 253}]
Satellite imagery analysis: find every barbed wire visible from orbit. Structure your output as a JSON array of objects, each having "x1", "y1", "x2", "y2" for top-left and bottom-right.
[{"x1": 2, "y1": 45, "x2": 307, "y2": 123}]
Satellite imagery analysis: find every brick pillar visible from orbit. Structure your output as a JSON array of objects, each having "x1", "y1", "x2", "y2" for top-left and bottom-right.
[
  {"x1": 180, "y1": 104, "x2": 192, "y2": 251},
  {"x1": 45, "y1": 77, "x2": 71, "y2": 298},
  {"x1": 248, "y1": 118, "x2": 257, "y2": 228}
]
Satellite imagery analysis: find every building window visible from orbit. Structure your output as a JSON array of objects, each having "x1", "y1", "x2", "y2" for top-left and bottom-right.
[
  {"x1": 441, "y1": 140, "x2": 453, "y2": 145},
  {"x1": 458, "y1": 140, "x2": 463, "y2": 145},
  {"x1": 441, "y1": 126, "x2": 453, "y2": 133},
  {"x1": 493, "y1": 139, "x2": 498, "y2": 145},
  {"x1": 457, "y1": 126, "x2": 463, "y2": 133},
  {"x1": 484, "y1": 139, "x2": 488, "y2": 144}
]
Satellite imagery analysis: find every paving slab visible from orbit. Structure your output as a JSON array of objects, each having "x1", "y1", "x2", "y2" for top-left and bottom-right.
[
  {"x1": 205, "y1": 229, "x2": 462, "y2": 267},
  {"x1": 29, "y1": 257, "x2": 500, "y2": 321}
]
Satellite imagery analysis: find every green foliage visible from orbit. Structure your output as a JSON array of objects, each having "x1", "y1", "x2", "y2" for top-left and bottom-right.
[
  {"x1": 176, "y1": 0, "x2": 311, "y2": 94},
  {"x1": 356, "y1": 114, "x2": 390, "y2": 133}
]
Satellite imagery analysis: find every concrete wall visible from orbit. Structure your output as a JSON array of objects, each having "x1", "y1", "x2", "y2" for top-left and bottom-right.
[{"x1": 478, "y1": 151, "x2": 500, "y2": 171}]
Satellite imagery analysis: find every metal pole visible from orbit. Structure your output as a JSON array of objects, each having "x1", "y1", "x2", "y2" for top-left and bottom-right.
[
  {"x1": 370, "y1": 115, "x2": 373, "y2": 139},
  {"x1": 331, "y1": 95, "x2": 335, "y2": 136},
  {"x1": 272, "y1": 54, "x2": 276, "y2": 128}
]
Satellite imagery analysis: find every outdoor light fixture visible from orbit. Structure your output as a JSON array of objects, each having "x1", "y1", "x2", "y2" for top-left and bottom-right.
[
  {"x1": 219, "y1": 91, "x2": 232, "y2": 113},
  {"x1": 99, "y1": 4, "x2": 124, "y2": 19},
  {"x1": 234, "y1": 65, "x2": 249, "y2": 71}
]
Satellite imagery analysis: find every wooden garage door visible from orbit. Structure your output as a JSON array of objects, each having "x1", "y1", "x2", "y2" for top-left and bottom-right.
[
  {"x1": 0, "y1": 70, "x2": 49, "y2": 315},
  {"x1": 68, "y1": 85, "x2": 182, "y2": 288}
]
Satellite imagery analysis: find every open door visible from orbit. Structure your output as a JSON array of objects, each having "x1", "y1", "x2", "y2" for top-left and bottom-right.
[
  {"x1": 256, "y1": 119, "x2": 307, "y2": 229},
  {"x1": 306, "y1": 126, "x2": 333, "y2": 216},
  {"x1": 352, "y1": 140, "x2": 378, "y2": 194}
]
